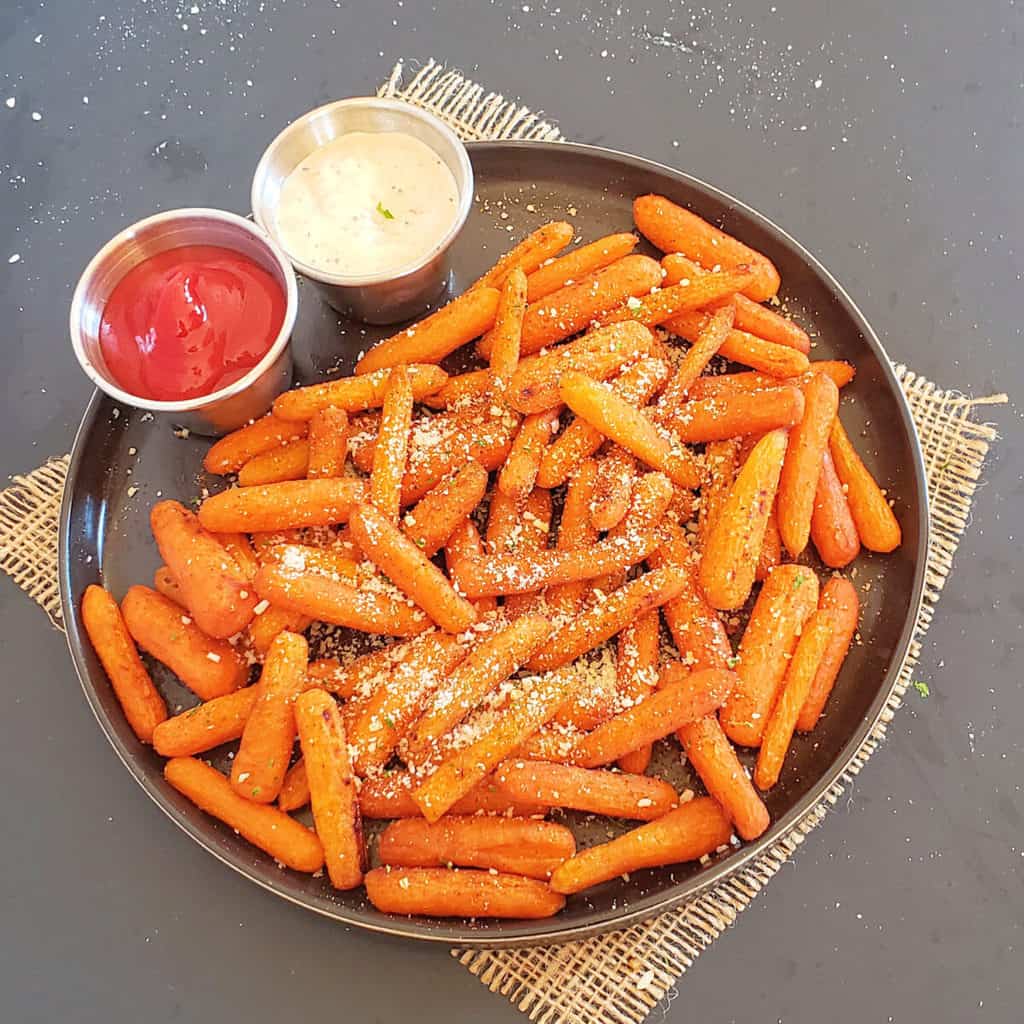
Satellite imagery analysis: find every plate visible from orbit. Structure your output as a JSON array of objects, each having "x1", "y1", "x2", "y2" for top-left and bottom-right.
[{"x1": 59, "y1": 141, "x2": 928, "y2": 946}]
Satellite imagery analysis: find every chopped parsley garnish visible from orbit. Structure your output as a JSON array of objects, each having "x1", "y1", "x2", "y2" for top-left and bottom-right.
[
  {"x1": 383, "y1": 714, "x2": 397, "y2": 730},
  {"x1": 727, "y1": 655, "x2": 740, "y2": 669},
  {"x1": 912, "y1": 680, "x2": 930, "y2": 699},
  {"x1": 376, "y1": 201, "x2": 395, "y2": 220},
  {"x1": 793, "y1": 573, "x2": 806, "y2": 589}
]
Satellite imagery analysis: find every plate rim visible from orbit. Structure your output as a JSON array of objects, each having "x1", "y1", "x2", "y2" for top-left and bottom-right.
[{"x1": 58, "y1": 138, "x2": 930, "y2": 947}]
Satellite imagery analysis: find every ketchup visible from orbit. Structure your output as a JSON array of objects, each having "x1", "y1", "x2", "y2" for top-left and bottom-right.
[{"x1": 99, "y1": 244, "x2": 286, "y2": 402}]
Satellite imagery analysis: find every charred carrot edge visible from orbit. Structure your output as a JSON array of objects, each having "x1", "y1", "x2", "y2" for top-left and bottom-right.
[
  {"x1": 687, "y1": 361, "x2": 855, "y2": 400},
  {"x1": 720, "y1": 564, "x2": 820, "y2": 747},
  {"x1": 444, "y1": 518, "x2": 498, "y2": 616},
  {"x1": 497, "y1": 759, "x2": 678, "y2": 821},
  {"x1": 204, "y1": 413, "x2": 308, "y2": 475},
  {"x1": 525, "y1": 232, "x2": 638, "y2": 302},
  {"x1": 358, "y1": 771, "x2": 544, "y2": 819},
  {"x1": 294, "y1": 689, "x2": 365, "y2": 889},
  {"x1": 797, "y1": 576, "x2": 859, "y2": 732},
  {"x1": 420, "y1": 368, "x2": 492, "y2": 411},
  {"x1": 633, "y1": 194, "x2": 780, "y2": 301},
  {"x1": 756, "y1": 505, "x2": 783, "y2": 582},
  {"x1": 615, "y1": 608, "x2": 660, "y2": 772},
  {"x1": 401, "y1": 461, "x2": 489, "y2": 557},
  {"x1": 656, "y1": 304, "x2": 735, "y2": 413},
  {"x1": 165, "y1": 757, "x2": 324, "y2": 873},
  {"x1": 698, "y1": 429, "x2": 789, "y2": 611},
  {"x1": 482, "y1": 254, "x2": 663, "y2": 359},
  {"x1": 365, "y1": 866, "x2": 566, "y2": 919},
  {"x1": 238, "y1": 438, "x2": 310, "y2": 486},
  {"x1": 598, "y1": 268, "x2": 754, "y2": 330},
  {"x1": 538, "y1": 356, "x2": 670, "y2": 489},
  {"x1": 487, "y1": 267, "x2": 528, "y2": 395},
  {"x1": 501, "y1": 488, "x2": 553, "y2": 620},
  {"x1": 498, "y1": 406, "x2": 562, "y2": 502},
  {"x1": 777, "y1": 373, "x2": 840, "y2": 557},
  {"x1": 698, "y1": 439, "x2": 741, "y2": 549},
  {"x1": 349, "y1": 502, "x2": 477, "y2": 633},
  {"x1": 829, "y1": 416, "x2": 902, "y2": 553},
  {"x1": 663, "y1": 385, "x2": 805, "y2": 444},
  {"x1": 527, "y1": 565, "x2": 686, "y2": 673},
  {"x1": 506, "y1": 320, "x2": 656, "y2": 415},
  {"x1": 153, "y1": 565, "x2": 186, "y2": 607},
  {"x1": 121, "y1": 585, "x2": 248, "y2": 700},
  {"x1": 559, "y1": 371, "x2": 701, "y2": 488},
  {"x1": 82, "y1": 585, "x2": 167, "y2": 743},
  {"x1": 572, "y1": 666, "x2": 736, "y2": 768},
  {"x1": 471, "y1": 221, "x2": 575, "y2": 292},
  {"x1": 413, "y1": 667, "x2": 580, "y2": 822},
  {"x1": 370, "y1": 366, "x2": 414, "y2": 524},
  {"x1": 254, "y1": 564, "x2": 430, "y2": 636},
  {"x1": 544, "y1": 459, "x2": 599, "y2": 618},
  {"x1": 198, "y1": 478, "x2": 366, "y2": 533},
  {"x1": 356, "y1": 288, "x2": 501, "y2": 374},
  {"x1": 306, "y1": 407, "x2": 350, "y2": 478},
  {"x1": 230, "y1": 631, "x2": 308, "y2": 803},
  {"x1": 755, "y1": 609, "x2": 835, "y2": 790},
  {"x1": 273, "y1": 364, "x2": 448, "y2": 421},
  {"x1": 277, "y1": 757, "x2": 309, "y2": 812},
  {"x1": 347, "y1": 632, "x2": 466, "y2": 775},
  {"x1": 151, "y1": 500, "x2": 257, "y2": 639},
  {"x1": 153, "y1": 686, "x2": 261, "y2": 758},
  {"x1": 405, "y1": 615, "x2": 553, "y2": 761},
  {"x1": 378, "y1": 816, "x2": 577, "y2": 880},
  {"x1": 590, "y1": 446, "x2": 637, "y2": 533},
  {"x1": 678, "y1": 716, "x2": 770, "y2": 840},
  {"x1": 810, "y1": 449, "x2": 861, "y2": 568},
  {"x1": 549, "y1": 796, "x2": 733, "y2": 894}
]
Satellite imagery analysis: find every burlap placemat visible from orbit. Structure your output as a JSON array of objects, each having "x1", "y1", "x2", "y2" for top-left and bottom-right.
[{"x1": 0, "y1": 59, "x2": 1008, "y2": 1024}]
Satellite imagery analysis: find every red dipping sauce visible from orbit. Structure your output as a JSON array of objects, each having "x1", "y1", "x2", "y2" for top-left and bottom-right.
[{"x1": 99, "y1": 244, "x2": 286, "y2": 402}]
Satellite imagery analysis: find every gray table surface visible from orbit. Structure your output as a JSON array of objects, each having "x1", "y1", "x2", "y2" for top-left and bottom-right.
[{"x1": 2, "y1": 2, "x2": 1021, "y2": 1022}]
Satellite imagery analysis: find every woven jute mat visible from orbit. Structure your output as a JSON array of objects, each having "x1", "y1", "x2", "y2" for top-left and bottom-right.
[{"x1": 1, "y1": 59, "x2": 1009, "y2": 1024}]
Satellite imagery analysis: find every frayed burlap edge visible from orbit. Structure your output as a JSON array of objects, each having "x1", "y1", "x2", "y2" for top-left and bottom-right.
[{"x1": 0, "y1": 59, "x2": 1008, "y2": 1024}]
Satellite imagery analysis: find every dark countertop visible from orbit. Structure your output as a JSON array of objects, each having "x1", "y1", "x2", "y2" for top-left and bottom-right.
[{"x1": 1, "y1": 2, "x2": 1020, "y2": 1022}]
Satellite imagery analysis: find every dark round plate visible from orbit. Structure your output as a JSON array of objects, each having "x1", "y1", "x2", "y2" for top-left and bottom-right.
[{"x1": 59, "y1": 141, "x2": 928, "y2": 947}]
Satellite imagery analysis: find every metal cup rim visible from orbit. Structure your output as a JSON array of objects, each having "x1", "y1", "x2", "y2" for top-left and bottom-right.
[{"x1": 69, "y1": 207, "x2": 299, "y2": 414}]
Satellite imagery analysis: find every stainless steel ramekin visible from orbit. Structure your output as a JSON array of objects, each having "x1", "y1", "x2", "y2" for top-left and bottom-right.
[
  {"x1": 250, "y1": 97, "x2": 473, "y2": 325},
  {"x1": 70, "y1": 208, "x2": 298, "y2": 437}
]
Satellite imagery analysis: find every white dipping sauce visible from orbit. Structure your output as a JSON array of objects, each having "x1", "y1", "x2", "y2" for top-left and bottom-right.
[{"x1": 275, "y1": 131, "x2": 460, "y2": 277}]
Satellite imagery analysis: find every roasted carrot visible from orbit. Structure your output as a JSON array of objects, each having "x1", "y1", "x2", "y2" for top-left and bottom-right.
[
  {"x1": 370, "y1": 365, "x2": 414, "y2": 523},
  {"x1": 420, "y1": 368, "x2": 492, "y2": 411},
  {"x1": 294, "y1": 689, "x2": 365, "y2": 889},
  {"x1": 413, "y1": 668, "x2": 580, "y2": 822},
  {"x1": 663, "y1": 386, "x2": 804, "y2": 444},
  {"x1": 153, "y1": 685, "x2": 260, "y2": 757},
  {"x1": 526, "y1": 233, "x2": 638, "y2": 301},
  {"x1": 755, "y1": 609, "x2": 835, "y2": 790},
  {"x1": 215, "y1": 532, "x2": 260, "y2": 582},
  {"x1": 198, "y1": 478, "x2": 365, "y2": 533},
  {"x1": 237, "y1": 439, "x2": 310, "y2": 486},
  {"x1": 273, "y1": 364, "x2": 448, "y2": 421},
  {"x1": 277, "y1": 757, "x2": 309, "y2": 813},
  {"x1": 501, "y1": 488, "x2": 554, "y2": 619},
  {"x1": 757, "y1": 506, "x2": 783, "y2": 581},
  {"x1": 633, "y1": 193, "x2": 780, "y2": 301},
  {"x1": 720, "y1": 564, "x2": 819, "y2": 747},
  {"x1": 777, "y1": 373, "x2": 840, "y2": 557},
  {"x1": 498, "y1": 406, "x2": 562, "y2": 502},
  {"x1": 355, "y1": 287, "x2": 501, "y2": 374},
  {"x1": 549, "y1": 796, "x2": 732, "y2": 894},
  {"x1": 401, "y1": 460, "x2": 489, "y2": 557},
  {"x1": 230, "y1": 631, "x2": 308, "y2": 803},
  {"x1": 810, "y1": 449, "x2": 861, "y2": 568},
  {"x1": 306, "y1": 406, "x2": 349, "y2": 478},
  {"x1": 365, "y1": 866, "x2": 565, "y2": 919},
  {"x1": 81, "y1": 585, "x2": 167, "y2": 743},
  {"x1": 165, "y1": 757, "x2": 323, "y2": 873},
  {"x1": 615, "y1": 609, "x2": 660, "y2": 773},
  {"x1": 829, "y1": 417, "x2": 902, "y2": 552},
  {"x1": 655, "y1": 304, "x2": 735, "y2": 413},
  {"x1": 544, "y1": 459, "x2": 599, "y2": 618},
  {"x1": 687, "y1": 361, "x2": 856, "y2": 400},
  {"x1": 506, "y1": 321, "x2": 655, "y2": 415},
  {"x1": 471, "y1": 221, "x2": 575, "y2": 291},
  {"x1": 258, "y1": 543, "x2": 361, "y2": 584},
  {"x1": 590, "y1": 446, "x2": 637, "y2": 532},
  {"x1": 487, "y1": 267, "x2": 528, "y2": 395},
  {"x1": 203, "y1": 414, "x2": 308, "y2": 475},
  {"x1": 349, "y1": 502, "x2": 477, "y2": 633},
  {"x1": 359, "y1": 771, "x2": 544, "y2": 819},
  {"x1": 699, "y1": 429, "x2": 788, "y2": 610},
  {"x1": 484, "y1": 254, "x2": 663, "y2": 358},
  {"x1": 797, "y1": 576, "x2": 859, "y2": 731},
  {"x1": 121, "y1": 585, "x2": 248, "y2": 700},
  {"x1": 153, "y1": 565, "x2": 186, "y2": 607},
  {"x1": 378, "y1": 816, "x2": 576, "y2": 879},
  {"x1": 698, "y1": 439, "x2": 741, "y2": 548},
  {"x1": 254, "y1": 563, "x2": 430, "y2": 636},
  {"x1": 150, "y1": 500, "x2": 257, "y2": 639},
  {"x1": 559, "y1": 372, "x2": 701, "y2": 488},
  {"x1": 444, "y1": 518, "x2": 498, "y2": 616}
]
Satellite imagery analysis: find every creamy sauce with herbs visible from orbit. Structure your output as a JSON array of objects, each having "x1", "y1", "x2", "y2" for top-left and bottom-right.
[{"x1": 275, "y1": 131, "x2": 460, "y2": 277}]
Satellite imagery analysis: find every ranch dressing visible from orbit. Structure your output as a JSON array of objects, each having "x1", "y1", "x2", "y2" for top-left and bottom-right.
[{"x1": 275, "y1": 131, "x2": 460, "y2": 278}]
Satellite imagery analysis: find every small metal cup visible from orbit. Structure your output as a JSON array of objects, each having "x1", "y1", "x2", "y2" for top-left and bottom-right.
[
  {"x1": 69, "y1": 208, "x2": 298, "y2": 437},
  {"x1": 251, "y1": 97, "x2": 474, "y2": 325}
]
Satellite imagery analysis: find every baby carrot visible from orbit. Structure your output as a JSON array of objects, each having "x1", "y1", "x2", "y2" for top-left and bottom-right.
[
  {"x1": 662, "y1": 386, "x2": 805, "y2": 444},
  {"x1": 401, "y1": 460, "x2": 489, "y2": 557},
  {"x1": 370, "y1": 365, "x2": 414, "y2": 523},
  {"x1": 810, "y1": 449, "x2": 861, "y2": 568},
  {"x1": 687, "y1": 361, "x2": 855, "y2": 400},
  {"x1": 198, "y1": 478, "x2": 366, "y2": 533},
  {"x1": 544, "y1": 459, "x2": 599, "y2": 618},
  {"x1": 665, "y1": 311, "x2": 809, "y2": 378},
  {"x1": 615, "y1": 608, "x2": 660, "y2": 773},
  {"x1": 471, "y1": 220, "x2": 575, "y2": 291},
  {"x1": 237, "y1": 439, "x2": 310, "y2": 486},
  {"x1": 498, "y1": 406, "x2": 562, "y2": 502},
  {"x1": 153, "y1": 685, "x2": 260, "y2": 758},
  {"x1": 487, "y1": 267, "x2": 528, "y2": 395},
  {"x1": 444, "y1": 518, "x2": 498, "y2": 617},
  {"x1": 203, "y1": 413, "x2": 308, "y2": 475},
  {"x1": 655, "y1": 304, "x2": 735, "y2": 413},
  {"x1": 525, "y1": 232, "x2": 638, "y2": 301},
  {"x1": 306, "y1": 406, "x2": 350, "y2": 478},
  {"x1": 590, "y1": 446, "x2": 637, "y2": 532},
  {"x1": 698, "y1": 439, "x2": 741, "y2": 548}
]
